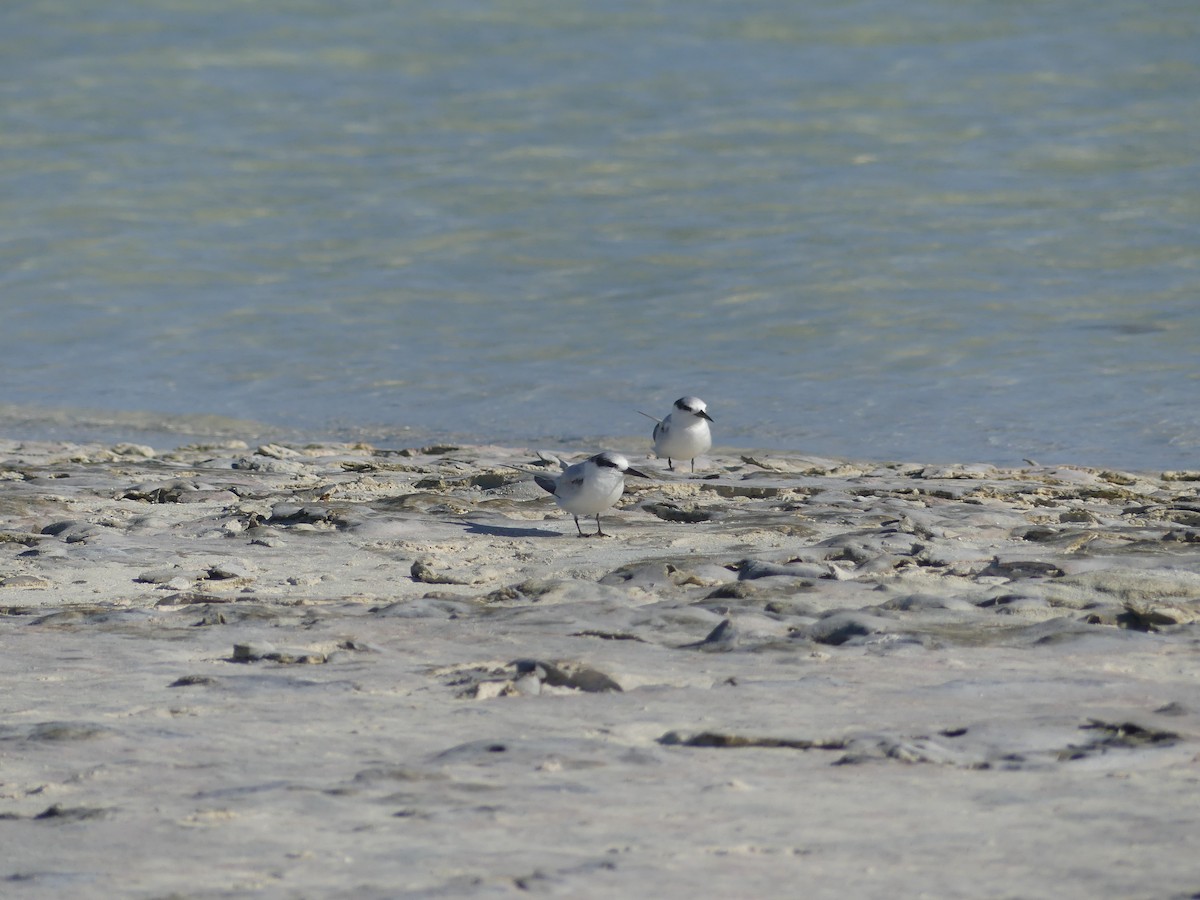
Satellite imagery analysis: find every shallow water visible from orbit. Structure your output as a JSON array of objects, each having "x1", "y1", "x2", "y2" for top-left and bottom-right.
[{"x1": 2, "y1": 1, "x2": 1198, "y2": 468}]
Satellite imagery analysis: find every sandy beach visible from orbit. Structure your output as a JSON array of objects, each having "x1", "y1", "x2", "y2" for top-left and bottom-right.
[{"x1": 2, "y1": 437, "x2": 1199, "y2": 898}]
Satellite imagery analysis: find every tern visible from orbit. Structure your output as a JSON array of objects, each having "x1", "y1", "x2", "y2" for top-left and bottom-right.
[
  {"x1": 638, "y1": 396, "x2": 713, "y2": 473},
  {"x1": 534, "y1": 451, "x2": 648, "y2": 537}
]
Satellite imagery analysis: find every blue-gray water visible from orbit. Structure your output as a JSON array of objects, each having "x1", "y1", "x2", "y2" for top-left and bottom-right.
[{"x1": 2, "y1": 1, "x2": 1198, "y2": 469}]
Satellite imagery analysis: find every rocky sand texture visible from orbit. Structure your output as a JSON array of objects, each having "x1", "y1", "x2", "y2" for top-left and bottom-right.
[{"x1": 2, "y1": 438, "x2": 1200, "y2": 898}]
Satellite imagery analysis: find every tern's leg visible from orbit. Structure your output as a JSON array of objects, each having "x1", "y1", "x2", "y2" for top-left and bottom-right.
[
  {"x1": 690, "y1": 458, "x2": 695, "y2": 473},
  {"x1": 594, "y1": 514, "x2": 607, "y2": 537},
  {"x1": 667, "y1": 458, "x2": 675, "y2": 471},
  {"x1": 573, "y1": 515, "x2": 586, "y2": 537}
]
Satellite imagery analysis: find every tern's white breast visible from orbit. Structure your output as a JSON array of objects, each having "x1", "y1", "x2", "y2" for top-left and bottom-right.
[{"x1": 654, "y1": 414, "x2": 712, "y2": 459}]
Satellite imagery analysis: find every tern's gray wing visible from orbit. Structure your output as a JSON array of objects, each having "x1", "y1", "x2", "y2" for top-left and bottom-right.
[
  {"x1": 558, "y1": 460, "x2": 588, "y2": 485},
  {"x1": 534, "y1": 474, "x2": 557, "y2": 495},
  {"x1": 653, "y1": 419, "x2": 667, "y2": 441}
]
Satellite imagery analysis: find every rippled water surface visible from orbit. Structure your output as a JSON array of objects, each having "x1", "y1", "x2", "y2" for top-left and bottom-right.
[{"x1": 2, "y1": 1, "x2": 1198, "y2": 468}]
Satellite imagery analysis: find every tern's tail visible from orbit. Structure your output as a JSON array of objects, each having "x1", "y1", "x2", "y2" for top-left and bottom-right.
[{"x1": 533, "y1": 474, "x2": 557, "y2": 495}]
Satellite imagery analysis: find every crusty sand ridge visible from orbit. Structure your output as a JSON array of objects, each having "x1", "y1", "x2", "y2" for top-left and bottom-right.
[{"x1": 2, "y1": 438, "x2": 1199, "y2": 898}]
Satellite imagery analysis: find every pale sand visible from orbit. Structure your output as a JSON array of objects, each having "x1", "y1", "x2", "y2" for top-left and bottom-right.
[{"x1": 2, "y1": 438, "x2": 1199, "y2": 898}]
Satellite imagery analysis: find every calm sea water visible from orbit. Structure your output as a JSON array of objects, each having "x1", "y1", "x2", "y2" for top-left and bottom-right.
[{"x1": 2, "y1": 1, "x2": 1198, "y2": 469}]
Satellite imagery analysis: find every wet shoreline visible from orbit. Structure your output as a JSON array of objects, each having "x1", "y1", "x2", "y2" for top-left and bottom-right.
[{"x1": 2, "y1": 438, "x2": 1199, "y2": 896}]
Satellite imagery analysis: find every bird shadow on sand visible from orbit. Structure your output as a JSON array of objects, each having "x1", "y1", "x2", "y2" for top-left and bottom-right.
[{"x1": 460, "y1": 522, "x2": 563, "y2": 538}]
